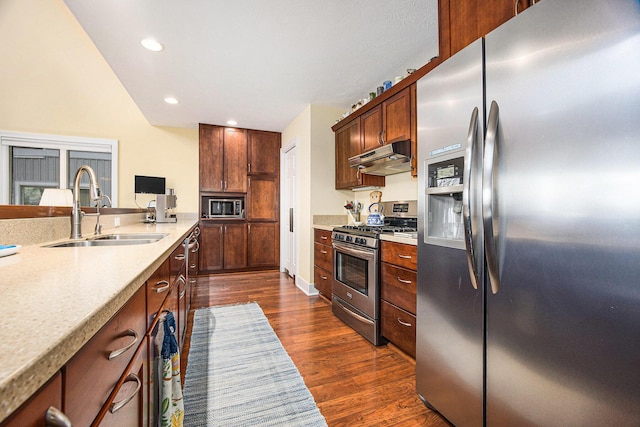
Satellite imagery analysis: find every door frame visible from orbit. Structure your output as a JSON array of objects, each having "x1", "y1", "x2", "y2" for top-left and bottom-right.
[{"x1": 280, "y1": 137, "x2": 298, "y2": 278}]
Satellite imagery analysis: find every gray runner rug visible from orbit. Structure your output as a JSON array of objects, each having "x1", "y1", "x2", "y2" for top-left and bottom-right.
[{"x1": 182, "y1": 302, "x2": 328, "y2": 426}]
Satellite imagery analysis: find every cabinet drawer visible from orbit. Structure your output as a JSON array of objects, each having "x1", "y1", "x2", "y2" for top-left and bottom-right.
[
  {"x1": 314, "y1": 267, "x2": 332, "y2": 299},
  {"x1": 381, "y1": 300, "x2": 416, "y2": 358},
  {"x1": 381, "y1": 262, "x2": 417, "y2": 314},
  {"x1": 146, "y1": 259, "x2": 171, "y2": 329},
  {"x1": 314, "y1": 242, "x2": 333, "y2": 272},
  {"x1": 381, "y1": 240, "x2": 417, "y2": 270},
  {"x1": 65, "y1": 286, "x2": 146, "y2": 427},
  {"x1": 314, "y1": 228, "x2": 332, "y2": 244},
  {"x1": 1, "y1": 372, "x2": 63, "y2": 427},
  {"x1": 94, "y1": 337, "x2": 148, "y2": 426}
]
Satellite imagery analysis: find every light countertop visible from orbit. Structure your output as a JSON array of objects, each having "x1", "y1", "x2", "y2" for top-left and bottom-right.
[{"x1": 0, "y1": 219, "x2": 198, "y2": 423}]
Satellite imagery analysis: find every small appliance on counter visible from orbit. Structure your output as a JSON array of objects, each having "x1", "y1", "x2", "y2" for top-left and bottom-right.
[{"x1": 155, "y1": 190, "x2": 177, "y2": 223}]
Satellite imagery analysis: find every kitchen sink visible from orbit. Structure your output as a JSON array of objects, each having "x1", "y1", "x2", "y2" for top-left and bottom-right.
[
  {"x1": 90, "y1": 233, "x2": 168, "y2": 241},
  {"x1": 45, "y1": 233, "x2": 168, "y2": 248}
]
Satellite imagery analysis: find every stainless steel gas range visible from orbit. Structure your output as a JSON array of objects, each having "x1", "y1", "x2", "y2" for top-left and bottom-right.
[{"x1": 331, "y1": 201, "x2": 417, "y2": 345}]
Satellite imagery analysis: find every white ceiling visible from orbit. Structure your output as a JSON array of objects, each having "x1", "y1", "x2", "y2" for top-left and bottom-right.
[{"x1": 63, "y1": 0, "x2": 439, "y2": 132}]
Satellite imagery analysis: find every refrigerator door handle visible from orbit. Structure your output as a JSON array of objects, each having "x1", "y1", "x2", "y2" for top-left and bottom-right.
[
  {"x1": 463, "y1": 107, "x2": 481, "y2": 290},
  {"x1": 483, "y1": 100, "x2": 501, "y2": 294}
]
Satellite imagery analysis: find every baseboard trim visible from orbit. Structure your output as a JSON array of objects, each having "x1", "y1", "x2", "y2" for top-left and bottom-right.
[{"x1": 295, "y1": 276, "x2": 319, "y2": 296}]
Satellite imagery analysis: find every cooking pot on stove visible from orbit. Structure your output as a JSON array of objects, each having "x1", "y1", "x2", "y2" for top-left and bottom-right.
[{"x1": 366, "y1": 203, "x2": 385, "y2": 226}]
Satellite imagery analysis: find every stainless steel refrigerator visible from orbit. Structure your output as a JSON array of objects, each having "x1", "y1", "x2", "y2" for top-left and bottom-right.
[{"x1": 416, "y1": 1, "x2": 640, "y2": 426}]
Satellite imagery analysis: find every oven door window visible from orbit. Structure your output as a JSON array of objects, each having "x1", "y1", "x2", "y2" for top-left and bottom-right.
[{"x1": 335, "y1": 251, "x2": 369, "y2": 295}]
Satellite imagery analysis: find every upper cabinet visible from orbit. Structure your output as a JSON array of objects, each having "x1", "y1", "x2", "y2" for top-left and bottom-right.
[
  {"x1": 442, "y1": 0, "x2": 536, "y2": 57},
  {"x1": 335, "y1": 118, "x2": 385, "y2": 190},
  {"x1": 248, "y1": 130, "x2": 280, "y2": 175},
  {"x1": 199, "y1": 124, "x2": 247, "y2": 193}
]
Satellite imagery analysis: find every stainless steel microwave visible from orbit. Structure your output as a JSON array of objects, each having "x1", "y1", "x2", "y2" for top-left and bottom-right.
[{"x1": 208, "y1": 198, "x2": 244, "y2": 218}]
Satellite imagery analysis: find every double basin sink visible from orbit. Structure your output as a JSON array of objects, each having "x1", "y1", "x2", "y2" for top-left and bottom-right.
[{"x1": 45, "y1": 233, "x2": 168, "y2": 248}]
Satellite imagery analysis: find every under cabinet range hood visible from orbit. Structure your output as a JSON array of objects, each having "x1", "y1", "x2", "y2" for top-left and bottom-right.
[{"x1": 348, "y1": 140, "x2": 412, "y2": 176}]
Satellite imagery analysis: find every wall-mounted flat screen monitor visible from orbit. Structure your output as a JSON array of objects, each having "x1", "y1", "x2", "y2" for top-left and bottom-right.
[{"x1": 135, "y1": 175, "x2": 166, "y2": 194}]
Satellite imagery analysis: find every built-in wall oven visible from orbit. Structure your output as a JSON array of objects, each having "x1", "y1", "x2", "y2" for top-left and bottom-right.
[{"x1": 332, "y1": 233, "x2": 381, "y2": 345}]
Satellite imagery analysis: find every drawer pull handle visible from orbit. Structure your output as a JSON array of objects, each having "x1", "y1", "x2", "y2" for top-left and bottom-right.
[
  {"x1": 320, "y1": 250, "x2": 328, "y2": 254},
  {"x1": 180, "y1": 289, "x2": 186, "y2": 299},
  {"x1": 397, "y1": 254, "x2": 413, "y2": 259},
  {"x1": 189, "y1": 278, "x2": 197, "y2": 284},
  {"x1": 174, "y1": 253, "x2": 186, "y2": 261},
  {"x1": 177, "y1": 274, "x2": 186, "y2": 285},
  {"x1": 153, "y1": 280, "x2": 170, "y2": 293},
  {"x1": 320, "y1": 275, "x2": 328, "y2": 280},
  {"x1": 109, "y1": 373, "x2": 142, "y2": 413},
  {"x1": 108, "y1": 329, "x2": 138, "y2": 360},
  {"x1": 45, "y1": 406, "x2": 72, "y2": 427},
  {"x1": 321, "y1": 236, "x2": 328, "y2": 240},
  {"x1": 397, "y1": 318, "x2": 413, "y2": 327},
  {"x1": 396, "y1": 277, "x2": 412, "y2": 284},
  {"x1": 190, "y1": 263, "x2": 197, "y2": 269}
]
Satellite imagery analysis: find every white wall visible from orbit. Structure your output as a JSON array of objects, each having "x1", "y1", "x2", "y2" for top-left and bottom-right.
[{"x1": 0, "y1": 0, "x2": 199, "y2": 211}]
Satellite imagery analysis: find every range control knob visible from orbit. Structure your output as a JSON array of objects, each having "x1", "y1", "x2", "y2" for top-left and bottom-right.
[{"x1": 346, "y1": 236, "x2": 353, "y2": 242}]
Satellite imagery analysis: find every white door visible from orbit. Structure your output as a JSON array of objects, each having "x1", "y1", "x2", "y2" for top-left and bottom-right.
[{"x1": 282, "y1": 142, "x2": 297, "y2": 277}]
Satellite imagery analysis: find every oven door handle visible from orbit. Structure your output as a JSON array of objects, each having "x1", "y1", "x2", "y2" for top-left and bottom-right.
[
  {"x1": 334, "y1": 298, "x2": 374, "y2": 325},
  {"x1": 332, "y1": 241, "x2": 376, "y2": 260}
]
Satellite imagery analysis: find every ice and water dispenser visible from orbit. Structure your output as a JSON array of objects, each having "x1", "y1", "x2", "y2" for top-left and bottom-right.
[{"x1": 424, "y1": 154, "x2": 466, "y2": 249}]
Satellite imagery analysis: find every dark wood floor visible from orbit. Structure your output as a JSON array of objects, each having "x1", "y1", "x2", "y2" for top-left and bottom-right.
[{"x1": 181, "y1": 271, "x2": 451, "y2": 427}]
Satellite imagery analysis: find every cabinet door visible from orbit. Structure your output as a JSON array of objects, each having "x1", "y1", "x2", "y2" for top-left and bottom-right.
[
  {"x1": 361, "y1": 106, "x2": 383, "y2": 152},
  {"x1": 247, "y1": 222, "x2": 279, "y2": 268},
  {"x1": 248, "y1": 130, "x2": 280, "y2": 175},
  {"x1": 313, "y1": 267, "x2": 332, "y2": 299},
  {"x1": 199, "y1": 124, "x2": 224, "y2": 192},
  {"x1": 335, "y1": 119, "x2": 361, "y2": 189},
  {"x1": 448, "y1": 0, "x2": 530, "y2": 56},
  {"x1": 382, "y1": 88, "x2": 412, "y2": 144},
  {"x1": 1, "y1": 372, "x2": 64, "y2": 427},
  {"x1": 223, "y1": 127, "x2": 247, "y2": 192},
  {"x1": 247, "y1": 176, "x2": 279, "y2": 221},
  {"x1": 223, "y1": 223, "x2": 247, "y2": 269},
  {"x1": 199, "y1": 224, "x2": 224, "y2": 271},
  {"x1": 94, "y1": 337, "x2": 148, "y2": 427}
]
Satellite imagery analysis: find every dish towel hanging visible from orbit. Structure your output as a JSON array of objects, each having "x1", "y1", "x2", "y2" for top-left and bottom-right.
[{"x1": 160, "y1": 311, "x2": 184, "y2": 427}]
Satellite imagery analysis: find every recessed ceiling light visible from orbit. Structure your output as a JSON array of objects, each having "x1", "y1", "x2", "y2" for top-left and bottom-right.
[
  {"x1": 164, "y1": 97, "x2": 179, "y2": 105},
  {"x1": 227, "y1": 120, "x2": 238, "y2": 126},
  {"x1": 141, "y1": 38, "x2": 164, "y2": 52}
]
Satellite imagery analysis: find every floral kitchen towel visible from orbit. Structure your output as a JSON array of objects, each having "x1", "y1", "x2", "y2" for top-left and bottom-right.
[{"x1": 161, "y1": 311, "x2": 184, "y2": 427}]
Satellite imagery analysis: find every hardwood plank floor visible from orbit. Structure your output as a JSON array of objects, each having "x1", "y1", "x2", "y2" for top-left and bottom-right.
[{"x1": 181, "y1": 271, "x2": 451, "y2": 427}]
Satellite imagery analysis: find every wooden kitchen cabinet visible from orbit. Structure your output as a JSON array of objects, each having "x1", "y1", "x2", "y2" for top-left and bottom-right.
[
  {"x1": 0, "y1": 372, "x2": 64, "y2": 427},
  {"x1": 247, "y1": 222, "x2": 279, "y2": 268},
  {"x1": 313, "y1": 228, "x2": 333, "y2": 299},
  {"x1": 199, "y1": 124, "x2": 247, "y2": 193},
  {"x1": 247, "y1": 176, "x2": 279, "y2": 221},
  {"x1": 94, "y1": 336, "x2": 149, "y2": 427},
  {"x1": 380, "y1": 240, "x2": 417, "y2": 358},
  {"x1": 65, "y1": 286, "x2": 146, "y2": 426},
  {"x1": 248, "y1": 130, "x2": 280, "y2": 175},
  {"x1": 335, "y1": 118, "x2": 385, "y2": 190},
  {"x1": 199, "y1": 222, "x2": 247, "y2": 272},
  {"x1": 445, "y1": 0, "x2": 535, "y2": 56},
  {"x1": 362, "y1": 87, "x2": 414, "y2": 151}
]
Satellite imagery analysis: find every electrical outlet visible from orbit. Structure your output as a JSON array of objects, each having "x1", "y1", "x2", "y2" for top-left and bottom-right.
[{"x1": 114, "y1": 217, "x2": 120, "y2": 227}]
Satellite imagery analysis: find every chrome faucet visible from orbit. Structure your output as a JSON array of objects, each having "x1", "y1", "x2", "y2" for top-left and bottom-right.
[{"x1": 70, "y1": 165, "x2": 101, "y2": 239}]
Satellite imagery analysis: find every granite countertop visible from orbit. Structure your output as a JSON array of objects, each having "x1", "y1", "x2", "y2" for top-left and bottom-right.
[
  {"x1": 313, "y1": 224, "x2": 417, "y2": 246},
  {"x1": 0, "y1": 219, "x2": 198, "y2": 423}
]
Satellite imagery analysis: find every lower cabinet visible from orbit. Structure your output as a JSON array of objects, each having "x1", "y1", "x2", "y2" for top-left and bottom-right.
[
  {"x1": 199, "y1": 221, "x2": 279, "y2": 273},
  {"x1": 380, "y1": 240, "x2": 417, "y2": 358},
  {"x1": 0, "y1": 372, "x2": 63, "y2": 427},
  {"x1": 199, "y1": 222, "x2": 247, "y2": 271},
  {"x1": 313, "y1": 229, "x2": 333, "y2": 299},
  {"x1": 247, "y1": 222, "x2": 279, "y2": 268}
]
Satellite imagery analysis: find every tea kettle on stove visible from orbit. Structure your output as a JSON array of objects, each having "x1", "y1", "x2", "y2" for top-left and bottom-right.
[{"x1": 367, "y1": 203, "x2": 385, "y2": 226}]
